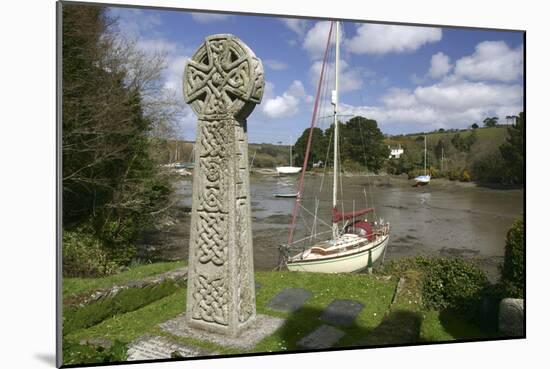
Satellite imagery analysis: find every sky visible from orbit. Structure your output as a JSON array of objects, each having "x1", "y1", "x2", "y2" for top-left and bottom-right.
[{"x1": 107, "y1": 6, "x2": 524, "y2": 144}]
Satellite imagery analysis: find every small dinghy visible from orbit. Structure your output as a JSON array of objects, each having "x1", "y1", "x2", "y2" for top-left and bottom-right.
[{"x1": 274, "y1": 193, "x2": 298, "y2": 198}]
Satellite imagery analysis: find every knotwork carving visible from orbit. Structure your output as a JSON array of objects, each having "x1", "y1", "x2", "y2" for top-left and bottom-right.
[
  {"x1": 184, "y1": 34, "x2": 264, "y2": 119},
  {"x1": 196, "y1": 212, "x2": 227, "y2": 265},
  {"x1": 192, "y1": 274, "x2": 228, "y2": 325}
]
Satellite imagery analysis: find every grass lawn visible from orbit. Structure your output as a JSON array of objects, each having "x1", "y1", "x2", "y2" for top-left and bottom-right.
[
  {"x1": 63, "y1": 260, "x2": 186, "y2": 299},
  {"x1": 62, "y1": 262, "x2": 496, "y2": 365}
]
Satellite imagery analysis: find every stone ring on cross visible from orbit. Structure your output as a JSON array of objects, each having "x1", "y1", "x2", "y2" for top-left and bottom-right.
[{"x1": 183, "y1": 34, "x2": 264, "y2": 120}]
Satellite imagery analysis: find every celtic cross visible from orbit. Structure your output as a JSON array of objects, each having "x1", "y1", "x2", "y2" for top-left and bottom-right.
[{"x1": 183, "y1": 34, "x2": 264, "y2": 337}]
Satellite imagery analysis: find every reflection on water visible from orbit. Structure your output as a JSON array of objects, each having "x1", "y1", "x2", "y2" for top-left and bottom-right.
[{"x1": 172, "y1": 174, "x2": 524, "y2": 274}]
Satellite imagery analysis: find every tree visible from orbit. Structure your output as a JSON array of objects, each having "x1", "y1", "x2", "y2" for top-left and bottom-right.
[
  {"x1": 471, "y1": 123, "x2": 479, "y2": 129},
  {"x1": 499, "y1": 112, "x2": 524, "y2": 184},
  {"x1": 483, "y1": 116, "x2": 499, "y2": 127},
  {"x1": 293, "y1": 127, "x2": 327, "y2": 168},
  {"x1": 62, "y1": 4, "x2": 177, "y2": 272},
  {"x1": 342, "y1": 116, "x2": 389, "y2": 172},
  {"x1": 505, "y1": 115, "x2": 517, "y2": 125}
]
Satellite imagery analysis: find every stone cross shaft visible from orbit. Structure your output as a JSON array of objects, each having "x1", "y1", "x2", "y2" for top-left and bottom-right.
[{"x1": 183, "y1": 34, "x2": 264, "y2": 337}]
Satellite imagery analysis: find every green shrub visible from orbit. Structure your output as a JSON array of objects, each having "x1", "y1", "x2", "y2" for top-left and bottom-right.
[
  {"x1": 63, "y1": 340, "x2": 127, "y2": 365},
  {"x1": 460, "y1": 169, "x2": 471, "y2": 182},
  {"x1": 380, "y1": 257, "x2": 489, "y2": 318},
  {"x1": 471, "y1": 150, "x2": 506, "y2": 184},
  {"x1": 499, "y1": 219, "x2": 525, "y2": 298},
  {"x1": 63, "y1": 228, "x2": 118, "y2": 278},
  {"x1": 342, "y1": 159, "x2": 366, "y2": 173},
  {"x1": 63, "y1": 280, "x2": 181, "y2": 335},
  {"x1": 448, "y1": 168, "x2": 462, "y2": 181},
  {"x1": 422, "y1": 258, "x2": 489, "y2": 316}
]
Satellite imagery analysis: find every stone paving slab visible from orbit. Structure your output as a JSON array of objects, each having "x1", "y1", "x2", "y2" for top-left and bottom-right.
[
  {"x1": 266, "y1": 288, "x2": 312, "y2": 313},
  {"x1": 320, "y1": 299, "x2": 364, "y2": 327},
  {"x1": 297, "y1": 325, "x2": 345, "y2": 349},
  {"x1": 160, "y1": 313, "x2": 285, "y2": 350},
  {"x1": 127, "y1": 335, "x2": 214, "y2": 361}
]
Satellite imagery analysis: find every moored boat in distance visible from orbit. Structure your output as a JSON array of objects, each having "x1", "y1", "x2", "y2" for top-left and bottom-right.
[
  {"x1": 273, "y1": 192, "x2": 298, "y2": 198},
  {"x1": 276, "y1": 166, "x2": 301, "y2": 175},
  {"x1": 414, "y1": 135, "x2": 430, "y2": 185},
  {"x1": 276, "y1": 136, "x2": 301, "y2": 175}
]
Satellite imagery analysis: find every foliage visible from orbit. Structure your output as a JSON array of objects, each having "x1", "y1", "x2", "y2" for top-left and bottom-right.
[
  {"x1": 499, "y1": 219, "x2": 525, "y2": 298},
  {"x1": 471, "y1": 123, "x2": 479, "y2": 129},
  {"x1": 63, "y1": 260, "x2": 185, "y2": 298},
  {"x1": 422, "y1": 258, "x2": 489, "y2": 316},
  {"x1": 343, "y1": 116, "x2": 389, "y2": 172},
  {"x1": 294, "y1": 117, "x2": 389, "y2": 173},
  {"x1": 64, "y1": 290, "x2": 188, "y2": 353},
  {"x1": 460, "y1": 169, "x2": 471, "y2": 182},
  {"x1": 63, "y1": 340, "x2": 127, "y2": 366},
  {"x1": 63, "y1": 280, "x2": 181, "y2": 335},
  {"x1": 62, "y1": 4, "x2": 175, "y2": 271},
  {"x1": 293, "y1": 127, "x2": 328, "y2": 168},
  {"x1": 386, "y1": 140, "x2": 424, "y2": 176},
  {"x1": 451, "y1": 130, "x2": 477, "y2": 152},
  {"x1": 483, "y1": 116, "x2": 499, "y2": 127},
  {"x1": 381, "y1": 257, "x2": 489, "y2": 318},
  {"x1": 63, "y1": 228, "x2": 118, "y2": 277},
  {"x1": 499, "y1": 112, "x2": 525, "y2": 185},
  {"x1": 471, "y1": 150, "x2": 507, "y2": 184}
]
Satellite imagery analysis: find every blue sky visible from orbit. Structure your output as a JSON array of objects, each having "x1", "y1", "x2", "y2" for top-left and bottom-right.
[{"x1": 108, "y1": 6, "x2": 524, "y2": 144}]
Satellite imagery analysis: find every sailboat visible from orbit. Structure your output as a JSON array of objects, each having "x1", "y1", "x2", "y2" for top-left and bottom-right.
[
  {"x1": 414, "y1": 135, "x2": 430, "y2": 185},
  {"x1": 276, "y1": 138, "x2": 301, "y2": 175},
  {"x1": 281, "y1": 21, "x2": 390, "y2": 273}
]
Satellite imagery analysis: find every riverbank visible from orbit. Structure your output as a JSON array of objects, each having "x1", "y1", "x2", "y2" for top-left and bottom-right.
[
  {"x1": 62, "y1": 258, "x2": 505, "y2": 366},
  {"x1": 137, "y1": 173, "x2": 523, "y2": 283}
]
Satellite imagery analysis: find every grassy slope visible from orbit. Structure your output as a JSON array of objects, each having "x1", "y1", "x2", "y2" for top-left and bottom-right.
[
  {"x1": 406, "y1": 126, "x2": 509, "y2": 142},
  {"x1": 63, "y1": 262, "x2": 492, "y2": 365},
  {"x1": 63, "y1": 260, "x2": 186, "y2": 298}
]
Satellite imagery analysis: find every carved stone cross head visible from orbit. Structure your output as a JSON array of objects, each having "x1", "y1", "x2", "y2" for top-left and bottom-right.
[{"x1": 183, "y1": 34, "x2": 265, "y2": 120}]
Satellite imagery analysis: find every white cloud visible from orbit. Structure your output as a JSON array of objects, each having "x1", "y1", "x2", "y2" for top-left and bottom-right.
[
  {"x1": 163, "y1": 55, "x2": 189, "y2": 94},
  {"x1": 455, "y1": 41, "x2": 523, "y2": 82},
  {"x1": 262, "y1": 80, "x2": 308, "y2": 119},
  {"x1": 264, "y1": 59, "x2": 288, "y2": 71},
  {"x1": 429, "y1": 52, "x2": 452, "y2": 78},
  {"x1": 281, "y1": 18, "x2": 308, "y2": 36},
  {"x1": 414, "y1": 79, "x2": 522, "y2": 112},
  {"x1": 303, "y1": 21, "x2": 334, "y2": 59},
  {"x1": 340, "y1": 78, "x2": 523, "y2": 131},
  {"x1": 137, "y1": 38, "x2": 177, "y2": 55},
  {"x1": 345, "y1": 24, "x2": 442, "y2": 55},
  {"x1": 380, "y1": 88, "x2": 417, "y2": 108},
  {"x1": 309, "y1": 59, "x2": 363, "y2": 93},
  {"x1": 190, "y1": 13, "x2": 232, "y2": 23},
  {"x1": 109, "y1": 8, "x2": 162, "y2": 38}
]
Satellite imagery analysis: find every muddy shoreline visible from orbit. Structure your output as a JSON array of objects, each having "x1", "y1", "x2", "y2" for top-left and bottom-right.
[{"x1": 138, "y1": 174, "x2": 523, "y2": 283}]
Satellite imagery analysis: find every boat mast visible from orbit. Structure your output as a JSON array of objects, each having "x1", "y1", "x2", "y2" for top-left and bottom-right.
[
  {"x1": 332, "y1": 20, "x2": 340, "y2": 240},
  {"x1": 289, "y1": 137, "x2": 293, "y2": 166},
  {"x1": 424, "y1": 135, "x2": 427, "y2": 176}
]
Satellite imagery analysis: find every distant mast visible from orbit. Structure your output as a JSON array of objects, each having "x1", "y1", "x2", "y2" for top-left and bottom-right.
[
  {"x1": 424, "y1": 135, "x2": 427, "y2": 176},
  {"x1": 289, "y1": 136, "x2": 293, "y2": 167},
  {"x1": 332, "y1": 21, "x2": 340, "y2": 240}
]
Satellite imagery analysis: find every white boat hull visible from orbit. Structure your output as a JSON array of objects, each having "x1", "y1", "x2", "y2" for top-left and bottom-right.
[
  {"x1": 414, "y1": 175, "x2": 431, "y2": 184},
  {"x1": 287, "y1": 234, "x2": 390, "y2": 273},
  {"x1": 276, "y1": 166, "x2": 301, "y2": 175}
]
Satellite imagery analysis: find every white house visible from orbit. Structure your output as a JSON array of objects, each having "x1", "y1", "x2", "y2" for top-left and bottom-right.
[{"x1": 389, "y1": 145, "x2": 404, "y2": 159}]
